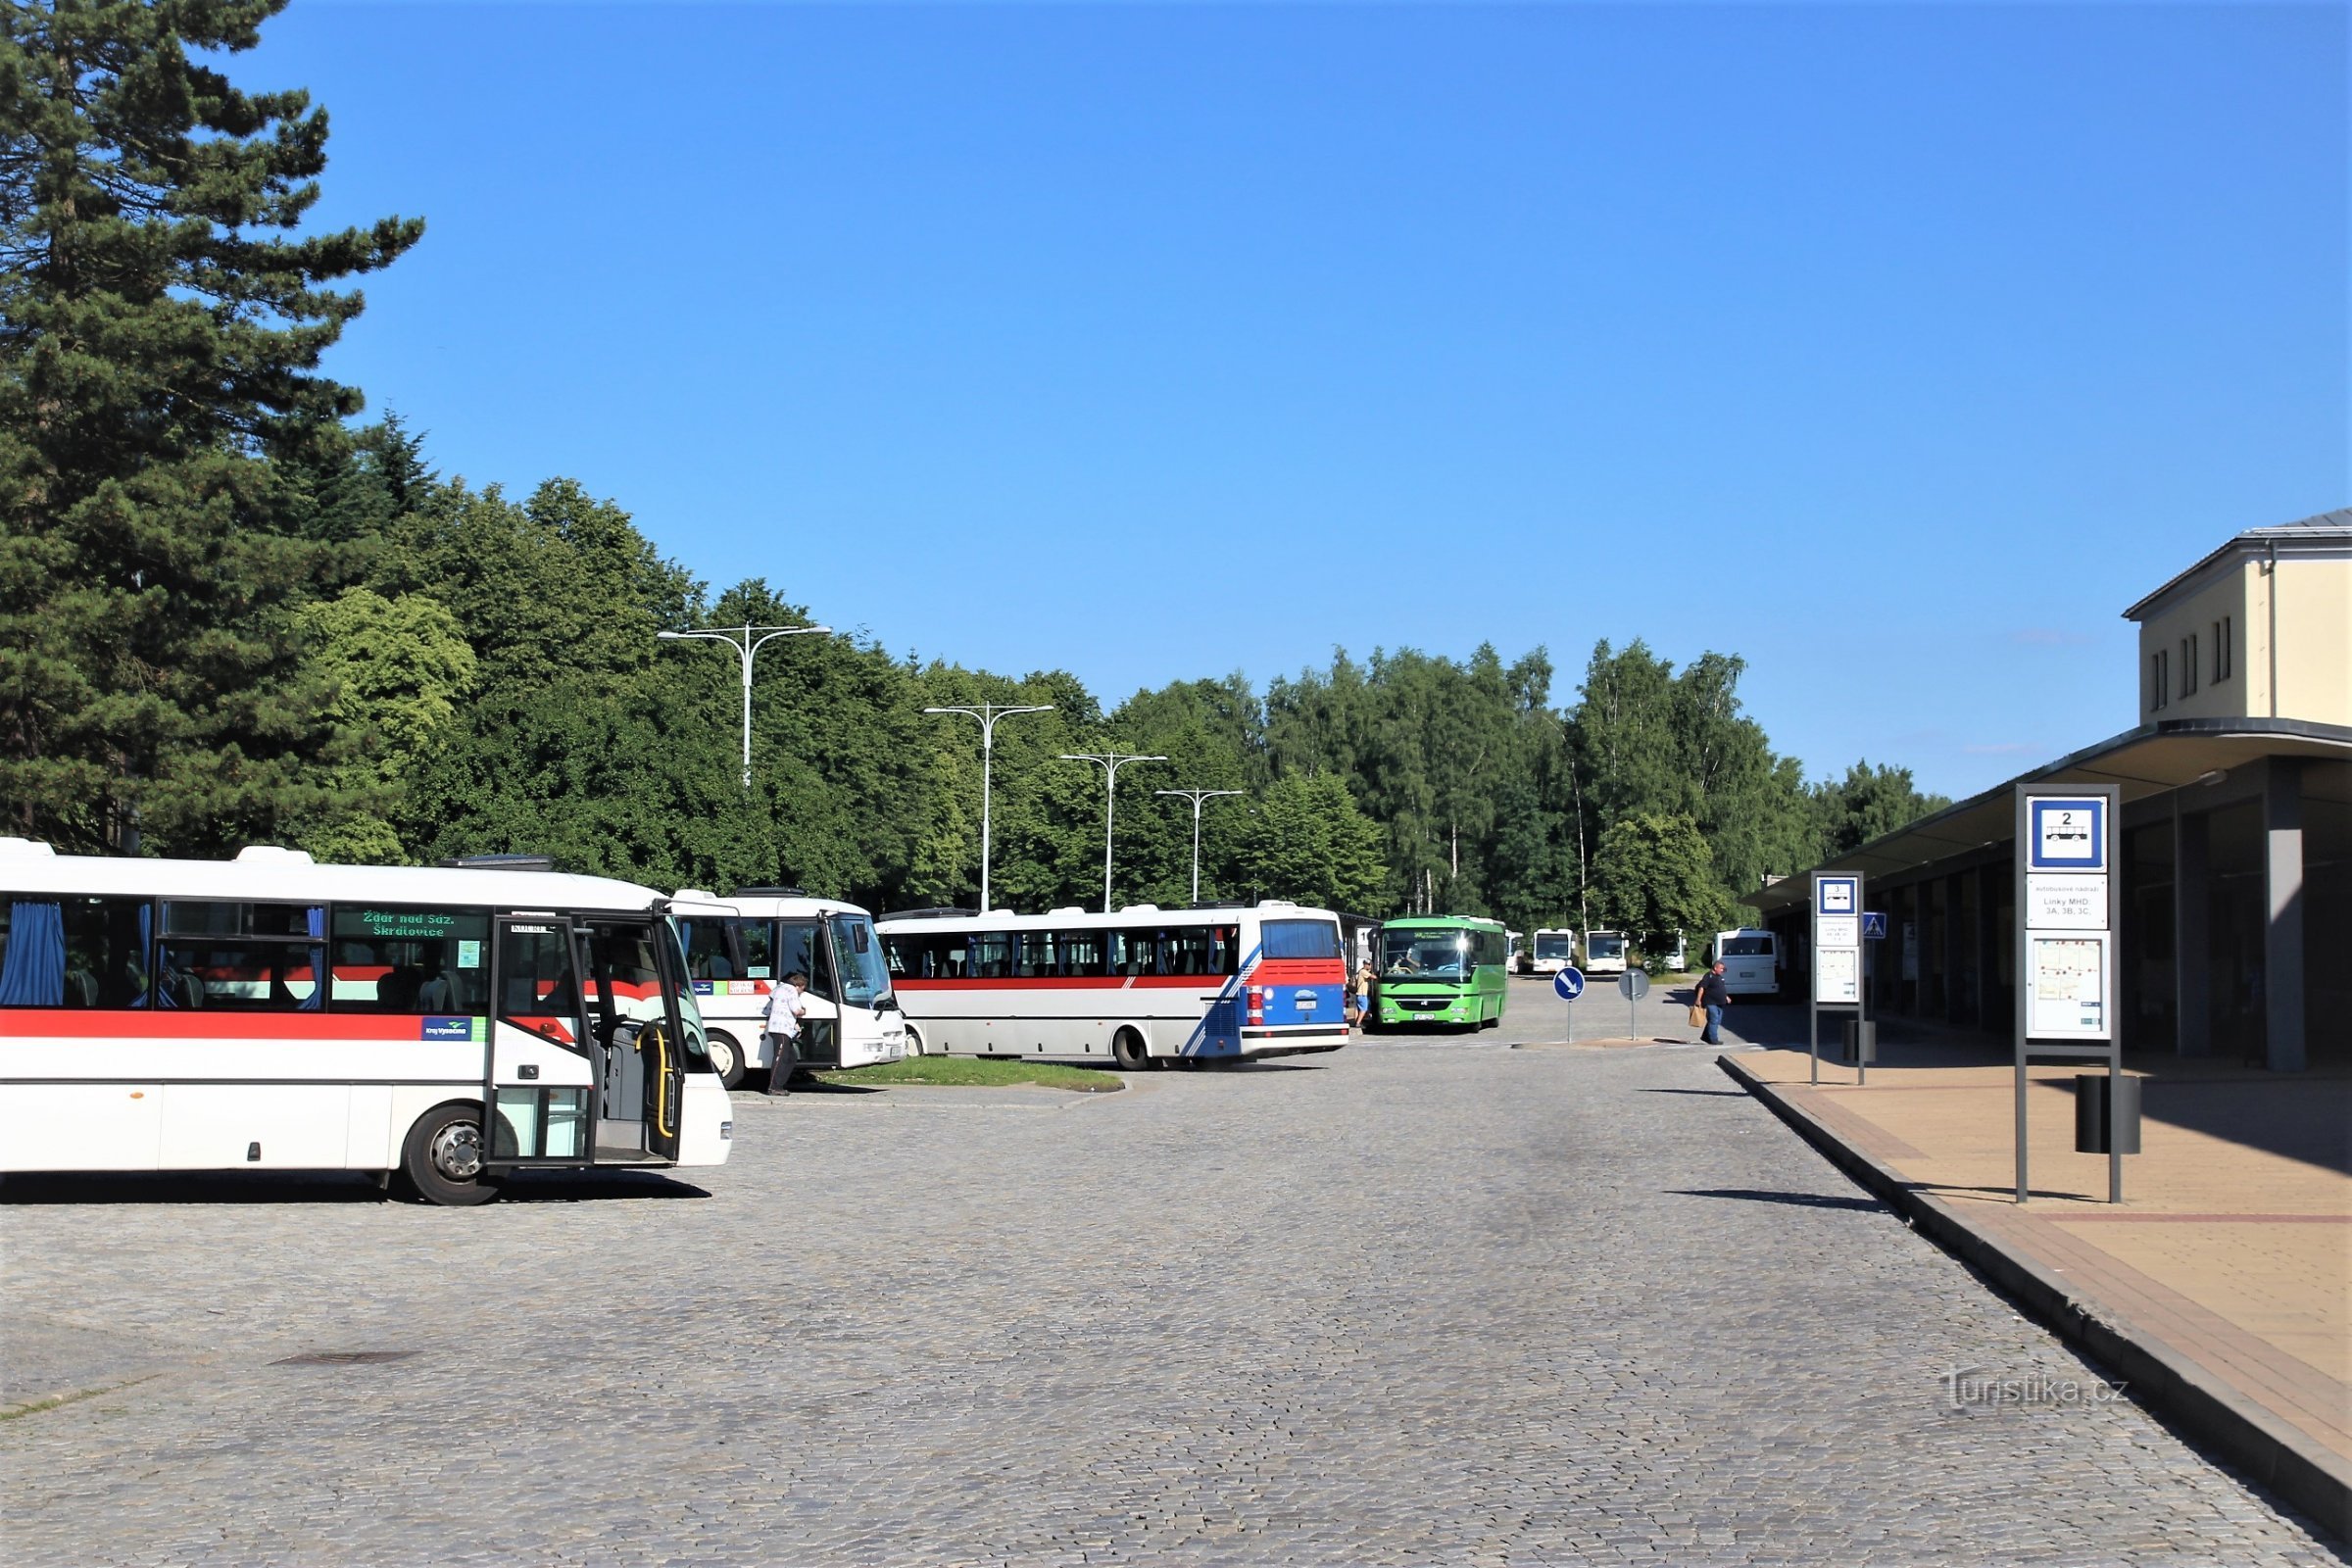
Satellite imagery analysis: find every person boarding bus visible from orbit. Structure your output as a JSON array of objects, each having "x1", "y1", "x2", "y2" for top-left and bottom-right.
[{"x1": 762, "y1": 969, "x2": 808, "y2": 1097}]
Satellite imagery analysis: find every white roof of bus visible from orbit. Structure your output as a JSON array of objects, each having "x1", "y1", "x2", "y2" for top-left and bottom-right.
[
  {"x1": 877, "y1": 901, "x2": 1334, "y2": 931},
  {"x1": 672, "y1": 889, "x2": 870, "y2": 917},
  {"x1": 0, "y1": 842, "x2": 664, "y2": 912}
]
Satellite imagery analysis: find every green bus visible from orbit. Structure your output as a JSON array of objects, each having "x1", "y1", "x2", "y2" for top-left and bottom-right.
[{"x1": 1365, "y1": 916, "x2": 1510, "y2": 1031}]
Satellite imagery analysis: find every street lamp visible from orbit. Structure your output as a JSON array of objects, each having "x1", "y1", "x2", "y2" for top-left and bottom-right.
[
  {"x1": 923, "y1": 703, "x2": 1054, "y2": 911},
  {"x1": 657, "y1": 622, "x2": 832, "y2": 789},
  {"x1": 1155, "y1": 788, "x2": 1244, "y2": 905},
  {"x1": 1058, "y1": 751, "x2": 1166, "y2": 912}
]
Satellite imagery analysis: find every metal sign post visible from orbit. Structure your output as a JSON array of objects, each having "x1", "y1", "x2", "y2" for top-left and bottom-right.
[
  {"x1": 2013, "y1": 784, "x2": 2124, "y2": 1204},
  {"x1": 1810, "y1": 872, "x2": 1865, "y2": 1085},
  {"x1": 1617, "y1": 968, "x2": 1649, "y2": 1040},
  {"x1": 1553, "y1": 966, "x2": 1584, "y2": 1046}
]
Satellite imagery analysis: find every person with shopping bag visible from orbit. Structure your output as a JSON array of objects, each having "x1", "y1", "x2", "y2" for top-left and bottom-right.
[{"x1": 1691, "y1": 960, "x2": 1731, "y2": 1046}]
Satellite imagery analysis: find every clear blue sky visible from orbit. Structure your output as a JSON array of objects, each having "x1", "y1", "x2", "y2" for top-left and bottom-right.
[{"x1": 256, "y1": 2, "x2": 2347, "y2": 801}]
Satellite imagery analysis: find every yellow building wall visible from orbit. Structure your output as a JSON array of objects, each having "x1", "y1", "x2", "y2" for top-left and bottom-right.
[
  {"x1": 2137, "y1": 565, "x2": 2255, "y2": 722},
  {"x1": 2275, "y1": 557, "x2": 2352, "y2": 727}
]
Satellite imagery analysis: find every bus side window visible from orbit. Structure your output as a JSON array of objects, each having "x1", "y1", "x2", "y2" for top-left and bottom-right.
[
  {"x1": 680, "y1": 919, "x2": 734, "y2": 982},
  {"x1": 735, "y1": 918, "x2": 775, "y2": 980},
  {"x1": 1058, "y1": 930, "x2": 1106, "y2": 978},
  {"x1": 0, "y1": 896, "x2": 150, "y2": 1009},
  {"x1": 776, "y1": 921, "x2": 828, "y2": 998}
]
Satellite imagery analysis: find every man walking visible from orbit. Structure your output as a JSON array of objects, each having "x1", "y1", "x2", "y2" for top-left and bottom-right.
[
  {"x1": 1694, "y1": 959, "x2": 1732, "y2": 1047},
  {"x1": 763, "y1": 970, "x2": 809, "y2": 1096}
]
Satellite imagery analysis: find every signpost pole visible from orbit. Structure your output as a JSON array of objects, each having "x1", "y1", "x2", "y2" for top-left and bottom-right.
[
  {"x1": 1856, "y1": 872, "x2": 1869, "y2": 1088},
  {"x1": 1808, "y1": 985, "x2": 1819, "y2": 1086},
  {"x1": 2014, "y1": 782, "x2": 2123, "y2": 1205},
  {"x1": 1811, "y1": 871, "x2": 1864, "y2": 1085},
  {"x1": 2015, "y1": 786, "x2": 2033, "y2": 1205}
]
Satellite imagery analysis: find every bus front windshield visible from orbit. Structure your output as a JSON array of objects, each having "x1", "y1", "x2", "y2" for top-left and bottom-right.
[
  {"x1": 1589, "y1": 933, "x2": 1625, "y2": 959},
  {"x1": 829, "y1": 915, "x2": 893, "y2": 1008},
  {"x1": 1534, "y1": 933, "x2": 1573, "y2": 960},
  {"x1": 1380, "y1": 929, "x2": 1468, "y2": 981}
]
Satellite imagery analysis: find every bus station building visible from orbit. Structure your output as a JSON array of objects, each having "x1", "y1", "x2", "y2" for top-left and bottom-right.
[{"x1": 1748, "y1": 510, "x2": 2351, "y2": 1071}]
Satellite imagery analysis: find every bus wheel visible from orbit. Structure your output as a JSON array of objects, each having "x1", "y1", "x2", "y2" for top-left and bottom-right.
[
  {"x1": 706, "y1": 1031, "x2": 747, "y2": 1090},
  {"x1": 398, "y1": 1103, "x2": 504, "y2": 1207},
  {"x1": 1110, "y1": 1029, "x2": 1150, "y2": 1071},
  {"x1": 904, "y1": 1026, "x2": 927, "y2": 1057}
]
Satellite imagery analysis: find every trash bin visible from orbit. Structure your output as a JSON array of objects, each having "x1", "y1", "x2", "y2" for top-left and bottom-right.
[
  {"x1": 2075, "y1": 1073, "x2": 2141, "y2": 1154},
  {"x1": 1839, "y1": 1019, "x2": 1876, "y2": 1064}
]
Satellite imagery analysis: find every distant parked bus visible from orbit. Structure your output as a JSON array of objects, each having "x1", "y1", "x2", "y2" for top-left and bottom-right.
[
  {"x1": 672, "y1": 888, "x2": 906, "y2": 1088},
  {"x1": 1366, "y1": 916, "x2": 1509, "y2": 1031},
  {"x1": 877, "y1": 902, "x2": 1348, "y2": 1068},
  {"x1": 0, "y1": 842, "x2": 732, "y2": 1205},
  {"x1": 1582, "y1": 930, "x2": 1629, "y2": 977},
  {"x1": 1526, "y1": 928, "x2": 1576, "y2": 977},
  {"x1": 1710, "y1": 928, "x2": 1780, "y2": 996}
]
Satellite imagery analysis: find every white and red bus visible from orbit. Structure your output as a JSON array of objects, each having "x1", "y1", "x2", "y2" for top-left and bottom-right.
[
  {"x1": 0, "y1": 841, "x2": 733, "y2": 1205},
  {"x1": 672, "y1": 888, "x2": 906, "y2": 1088},
  {"x1": 876, "y1": 902, "x2": 1349, "y2": 1069}
]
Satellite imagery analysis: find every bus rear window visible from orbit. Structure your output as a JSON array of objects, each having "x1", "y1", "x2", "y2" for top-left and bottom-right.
[
  {"x1": 1260, "y1": 919, "x2": 1343, "y2": 960},
  {"x1": 1721, "y1": 936, "x2": 1774, "y2": 957}
]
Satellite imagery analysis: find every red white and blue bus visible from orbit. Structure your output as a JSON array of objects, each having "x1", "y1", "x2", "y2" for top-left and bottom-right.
[
  {"x1": 0, "y1": 841, "x2": 733, "y2": 1205},
  {"x1": 876, "y1": 901, "x2": 1349, "y2": 1069}
]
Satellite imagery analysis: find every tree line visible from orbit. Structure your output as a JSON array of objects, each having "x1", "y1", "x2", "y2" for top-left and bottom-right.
[{"x1": 0, "y1": 0, "x2": 1949, "y2": 945}]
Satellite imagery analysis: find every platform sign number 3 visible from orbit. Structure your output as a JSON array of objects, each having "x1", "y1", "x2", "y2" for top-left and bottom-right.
[{"x1": 2029, "y1": 798, "x2": 2106, "y2": 872}]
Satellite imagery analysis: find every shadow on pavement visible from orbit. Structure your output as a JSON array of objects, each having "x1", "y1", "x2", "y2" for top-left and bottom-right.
[
  {"x1": 0, "y1": 1168, "x2": 710, "y2": 1205},
  {"x1": 1672, "y1": 1187, "x2": 1885, "y2": 1212},
  {"x1": 1640, "y1": 1088, "x2": 1749, "y2": 1097}
]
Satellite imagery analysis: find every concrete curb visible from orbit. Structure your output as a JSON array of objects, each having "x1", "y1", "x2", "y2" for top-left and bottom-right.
[{"x1": 1717, "y1": 1053, "x2": 2351, "y2": 1545}]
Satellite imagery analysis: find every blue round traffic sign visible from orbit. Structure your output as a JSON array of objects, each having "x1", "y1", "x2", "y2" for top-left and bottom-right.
[{"x1": 1552, "y1": 966, "x2": 1586, "y2": 1001}]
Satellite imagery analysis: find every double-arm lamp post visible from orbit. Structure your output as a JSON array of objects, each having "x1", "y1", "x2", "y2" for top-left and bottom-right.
[
  {"x1": 923, "y1": 703, "x2": 1054, "y2": 912},
  {"x1": 1155, "y1": 788, "x2": 1244, "y2": 905},
  {"x1": 1058, "y1": 751, "x2": 1165, "y2": 913},
  {"x1": 657, "y1": 622, "x2": 832, "y2": 789}
]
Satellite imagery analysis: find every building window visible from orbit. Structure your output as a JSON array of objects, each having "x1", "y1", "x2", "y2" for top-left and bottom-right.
[
  {"x1": 2151, "y1": 650, "x2": 2169, "y2": 710},
  {"x1": 2215, "y1": 616, "x2": 2231, "y2": 682},
  {"x1": 2181, "y1": 635, "x2": 2198, "y2": 696}
]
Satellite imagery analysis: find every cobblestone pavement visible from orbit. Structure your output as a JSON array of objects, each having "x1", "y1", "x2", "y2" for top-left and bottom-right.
[{"x1": 3, "y1": 994, "x2": 2342, "y2": 1566}]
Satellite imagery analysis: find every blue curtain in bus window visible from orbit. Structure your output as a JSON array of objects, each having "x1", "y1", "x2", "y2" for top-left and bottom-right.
[
  {"x1": 301, "y1": 906, "x2": 325, "y2": 1009},
  {"x1": 130, "y1": 903, "x2": 152, "y2": 1007},
  {"x1": 0, "y1": 900, "x2": 67, "y2": 1006}
]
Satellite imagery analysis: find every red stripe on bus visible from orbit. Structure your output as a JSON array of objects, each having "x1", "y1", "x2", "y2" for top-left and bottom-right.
[
  {"x1": 1248, "y1": 958, "x2": 1345, "y2": 983},
  {"x1": 0, "y1": 1011, "x2": 461, "y2": 1040},
  {"x1": 889, "y1": 975, "x2": 1228, "y2": 990}
]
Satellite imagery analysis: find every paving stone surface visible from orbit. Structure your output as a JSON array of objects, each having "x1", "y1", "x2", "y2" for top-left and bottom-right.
[{"x1": 2, "y1": 988, "x2": 2342, "y2": 1566}]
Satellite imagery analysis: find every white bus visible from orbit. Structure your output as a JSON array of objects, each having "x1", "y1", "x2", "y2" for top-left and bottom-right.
[
  {"x1": 1583, "y1": 929, "x2": 1629, "y2": 977},
  {"x1": 1526, "y1": 927, "x2": 1576, "y2": 976},
  {"x1": 672, "y1": 887, "x2": 906, "y2": 1088},
  {"x1": 1710, "y1": 928, "x2": 1781, "y2": 996},
  {"x1": 877, "y1": 902, "x2": 1349, "y2": 1068},
  {"x1": 0, "y1": 841, "x2": 733, "y2": 1205}
]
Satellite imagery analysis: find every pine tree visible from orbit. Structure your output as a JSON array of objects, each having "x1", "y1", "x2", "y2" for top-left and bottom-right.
[{"x1": 0, "y1": 0, "x2": 420, "y2": 852}]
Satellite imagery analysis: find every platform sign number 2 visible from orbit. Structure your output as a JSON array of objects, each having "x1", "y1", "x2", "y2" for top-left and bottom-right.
[{"x1": 2029, "y1": 798, "x2": 2106, "y2": 872}]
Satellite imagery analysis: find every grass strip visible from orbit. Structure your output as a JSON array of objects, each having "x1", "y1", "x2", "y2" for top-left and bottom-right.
[
  {"x1": 817, "y1": 1056, "x2": 1123, "y2": 1092},
  {"x1": 0, "y1": 1374, "x2": 159, "y2": 1423}
]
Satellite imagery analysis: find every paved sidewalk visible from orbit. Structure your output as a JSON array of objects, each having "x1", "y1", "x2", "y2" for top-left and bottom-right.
[{"x1": 1724, "y1": 1042, "x2": 2351, "y2": 1541}]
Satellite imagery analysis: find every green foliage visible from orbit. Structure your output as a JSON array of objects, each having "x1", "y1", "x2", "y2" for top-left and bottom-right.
[
  {"x1": 1811, "y1": 760, "x2": 1951, "y2": 858},
  {"x1": 289, "y1": 587, "x2": 474, "y2": 861},
  {"x1": 1590, "y1": 812, "x2": 1733, "y2": 951},
  {"x1": 1229, "y1": 775, "x2": 1390, "y2": 912},
  {"x1": 0, "y1": 0, "x2": 419, "y2": 852}
]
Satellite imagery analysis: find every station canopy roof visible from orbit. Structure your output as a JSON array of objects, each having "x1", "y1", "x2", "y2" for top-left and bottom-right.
[{"x1": 1747, "y1": 716, "x2": 2352, "y2": 920}]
